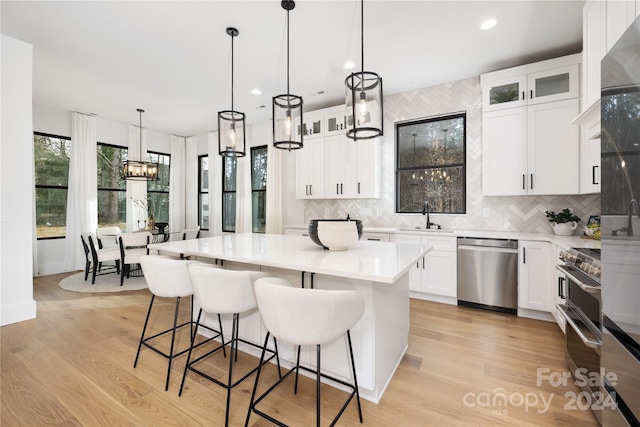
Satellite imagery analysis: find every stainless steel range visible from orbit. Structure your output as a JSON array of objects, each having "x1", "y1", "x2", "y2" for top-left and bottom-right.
[{"x1": 556, "y1": 247, "x2": 603, "y2": 424}]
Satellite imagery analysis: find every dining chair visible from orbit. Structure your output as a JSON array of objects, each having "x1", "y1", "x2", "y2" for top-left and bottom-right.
[
  {"x1": 180, "y1": 226, "x2": 201, "y2": 240},
  {"x1": 96, "y1": 226, "x2": 122, "y2": 249},
  {"x1": 246, "y1": 278, "x2": 365, "y2": 427},
  {"x1": 118, "y1": 232, "x2": 152, "y2": 286},
  {"x1": 180, "y1": 264, "x2": 281, "y2": 427},
  {"x1": 80, "y1": 232, "x2": 121, "y2": 284}
]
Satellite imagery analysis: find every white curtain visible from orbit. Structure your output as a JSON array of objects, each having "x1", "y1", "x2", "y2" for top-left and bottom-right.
[
  {"x1": 265, "y1": 132, "x2": 284, "y2": 234},
  {"x1": 208, "y1": 132, "x2": 222, "y2": 236},
  {"x1": 126, "y1": 125, "x2": 148, "y2": 232},
  {"x1": 63, "y1": 112, "x2": 97, "y2": 270},
  {"x1": 169, "y1": 135, "x2": 186, "y2": 233},
  {"x1": 185, "y1": 136, "x2": 199, "y2": 228},
  {"x1": 235, "y1": 147, "x2": 252, "y2": 234}
]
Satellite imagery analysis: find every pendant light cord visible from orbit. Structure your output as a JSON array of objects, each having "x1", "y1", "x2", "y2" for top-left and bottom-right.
[
  {"x1": 360, "y1": 0, "x2": 364, "y2": 75},
  {"x1": 231, "y1": 32, "x2": 235, "y2": 111},
  {"x1": 286, "y1": 3, "x2": 290, "y2": 97},
  {"x1": 138, "y1": 109, "x2": 143, "y2": 161}
]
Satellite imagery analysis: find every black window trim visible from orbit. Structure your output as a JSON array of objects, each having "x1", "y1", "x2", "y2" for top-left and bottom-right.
[
  {"x1": 198, "y1": 154, "x2": 209, "y2": 231},
  {"x1": 394, "y1": 111, "x2": 467, "y2": 215},
  {"x1": 222, "y1": 156, "x2": 236, "y2": 233},
  {"x1": 251, "y1": 145, "x2": 268, "y2": 234}
]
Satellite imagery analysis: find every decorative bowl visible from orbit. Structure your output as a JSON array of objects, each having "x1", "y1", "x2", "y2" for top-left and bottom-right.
[{"x1": 309, "y1": 219, "x2": 363, "y2": 250}]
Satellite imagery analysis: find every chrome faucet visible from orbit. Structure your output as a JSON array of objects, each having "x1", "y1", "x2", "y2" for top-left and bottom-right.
[
  {"x1": 422, "y1": 200, "x2": 441, "y2": 229},
  {"x1": 627, "y1": 199, "x2": 639, "y2": 237}
]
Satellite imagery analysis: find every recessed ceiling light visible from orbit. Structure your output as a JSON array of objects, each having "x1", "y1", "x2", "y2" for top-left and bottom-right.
[
  {"x1": 481, "y1": 19, "x2": 497, "y2": 30},
  {"x1": 251, "y1": 89, "x2": 262, "y2": 95},
  {"x1": 344, "y1": 61, "x2": 355, "y2": 70}
]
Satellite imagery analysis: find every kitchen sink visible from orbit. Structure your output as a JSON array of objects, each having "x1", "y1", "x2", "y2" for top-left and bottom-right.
[{"x1": 397, "y1": 228, "x2": 454, "y2": 233}]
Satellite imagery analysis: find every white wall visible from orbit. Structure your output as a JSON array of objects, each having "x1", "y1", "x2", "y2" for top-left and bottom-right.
[
  {"x1": 33, "y1": 104, "x2": 173, "y2": 275},
  {"x1": 1, "y1": 35, "x2": 37, "y2": 325}
]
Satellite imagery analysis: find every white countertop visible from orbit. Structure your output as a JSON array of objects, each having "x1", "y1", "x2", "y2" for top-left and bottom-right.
[
  {"x1": 284, "y1": 225, "x2": 601, "y2": 251},
  {"x1": 149, "y1": 233, "x2": 431, "y2": 284}
]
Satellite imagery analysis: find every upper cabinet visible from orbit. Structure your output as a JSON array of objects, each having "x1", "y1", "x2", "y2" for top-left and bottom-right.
[
  {"x1": 481, "y1": 54, "x2": 582, "y2": 196},
  {"x1": 295, "y1": 105, "x2": 382, "y2": 200},
  {"x1": 482, "y1": 64, "x2": 579, "y2": 112}
]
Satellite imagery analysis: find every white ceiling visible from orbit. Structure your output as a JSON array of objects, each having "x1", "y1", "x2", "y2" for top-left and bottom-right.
[{"x1": 1, "y1": 0, "x2": 585, "y2": 137}]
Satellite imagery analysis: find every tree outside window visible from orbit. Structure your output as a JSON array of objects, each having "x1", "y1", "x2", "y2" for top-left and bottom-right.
[
  {"x1": 395, "y1": 113, "x2": 466, "y2": 214},
  {"x1": 251, "y1": 146, "x2": 268, "y2": 233},
  {"x1": 222, "y1": 156, "x2": 236, "y2": 232},
  {"x1": 34, "y1": 133, "x2": 71, "y2": 239},
  {"x1": 97, "y1": 143, "x2": 126, "y2": 230}
]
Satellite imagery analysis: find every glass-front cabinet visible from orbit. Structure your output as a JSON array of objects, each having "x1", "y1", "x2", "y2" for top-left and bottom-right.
[{"x1": 482, "y1": 63, "x2": 579, "y2": 111}]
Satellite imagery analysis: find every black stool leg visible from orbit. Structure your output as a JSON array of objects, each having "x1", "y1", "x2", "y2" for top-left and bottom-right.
[
  {"x1": 134, "y1": 295, "x2": 155, "y2": 368},
  {"x1": 316, "y1": 344, "x2": 321, "y2": 427},
  {"x1": 179, "y1": 308, "x2": 204, "y2": 396},
  {"x1": 225, "y1": 313, "x2": 239, "y2": 427},
  {"x1": 165, "y1": 296, "x2": 181, "y2": 391},
  {"x1": 245, "y1": 332, "x2": 271, "y2": 427},
  {"x1": 347, "y1": 330, "x2": 363, "y2": 423},
  {"x1": 294, "y1": 345, "x2": 302, "y2": 393}
]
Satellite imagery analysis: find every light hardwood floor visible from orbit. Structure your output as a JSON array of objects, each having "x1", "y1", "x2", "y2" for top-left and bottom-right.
[{"x1": 1, "y1": 272, "x2": 600, "y2": 426}]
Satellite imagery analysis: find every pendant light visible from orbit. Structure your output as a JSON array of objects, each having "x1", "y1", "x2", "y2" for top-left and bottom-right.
[
  {"x1": 273, "y1": 0, "x2": 303, "y2": 150},
  {"x1": 345, "y1": 0, "x2": 383, "y2": 140},
  {"x1": 122, "y1": 108, "x2": 159, "y2": 181},
  {"x1": 218, "y1": 27, "x2": 246, "y2": 157}
]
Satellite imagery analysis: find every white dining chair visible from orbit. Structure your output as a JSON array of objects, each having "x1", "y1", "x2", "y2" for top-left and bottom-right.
[
  {"x1": 80, "y1": 232, "x2": 121, "y2": 284},
  {"x1": 96, "y1": 226, "x2": 122, "y2": 249},
  {"x1": 118, "y1": 232, "x2": 152, "y2": 286}
]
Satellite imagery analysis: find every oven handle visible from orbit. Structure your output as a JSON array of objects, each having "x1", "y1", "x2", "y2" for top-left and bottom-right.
[
  {"x1": 555, "y1": 265, "x2": 600, "y2": 294},
  {"x1": 556, "y1": 304, "x2": 602, "y2": 349}
]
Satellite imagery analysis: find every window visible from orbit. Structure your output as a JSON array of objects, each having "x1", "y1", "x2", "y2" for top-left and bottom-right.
[
  {"x1": 395, "y1": 112, "x2": 466, "y2": 214},
  {"x1": 97, "y1": 143, "x2": 127, "y2": 230},
  {"x1": 34, "y1": 133, "x2": 71, "y2": 239},
  {"x1": 251, "y1": 146, "x2": 268, "y2": 233},
  {"x1": 147, "y1": 151, "x2": 170, "y2": 222},
  {"x1": 198, "y1": 155, "x2": 209, "y2": 230},
  {"x1": 222, "y1": 156, "x2": 236, "y2": 232}
]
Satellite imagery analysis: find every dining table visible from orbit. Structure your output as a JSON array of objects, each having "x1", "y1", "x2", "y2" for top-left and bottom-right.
[{"x1": 148, "y1": 232, "x2": 431, "y2": 403}]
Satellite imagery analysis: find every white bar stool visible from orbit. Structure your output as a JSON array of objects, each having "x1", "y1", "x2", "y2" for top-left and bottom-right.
[
  {"x1": 180, "y1": 264, "x2": 281, "y2": 427},
  {"x1": 136, "y1": 255, "x2": 223, "y2": 391},
  {"x1": 246, "y1": 278, "x2": 365, "y2": 427}
]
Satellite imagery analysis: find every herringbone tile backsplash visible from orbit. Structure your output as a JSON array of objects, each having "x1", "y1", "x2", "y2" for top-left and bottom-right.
[{"x1": 304, "y1": 77, "x2": 600, "y2": 233}]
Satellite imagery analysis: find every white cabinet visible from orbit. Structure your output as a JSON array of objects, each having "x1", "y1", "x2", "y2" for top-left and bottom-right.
[
  {"x1": 325, "y1": 135, "x2": 357, "y2": 198},
  {"x1": 392, "y1": 233, "x2": 457, "y2": 304},
  {"x1": 296, "y1": 105, "x2": 381, "y2": 200},
  {"x1": 551, "y1": 244, "x2": 567, "y2": 333},
  {"x1": 295, "y1": 138, "x2": 325, "y2": 199},
  {"x1": 583, "y1": 0, "x2": 606, "y2": 110},
  {"x1": 297, "y1": 111, "x2": 324, "y2": 140},
  {"x1": 518, "y1": 240, "x2": 553, "y2": 312},
  {"x1": 360, "y1": 232, "x2": 390, "y2": 242},
  {"x1": 482, "y1": 63, "x2": 579, "y2": 112},
  {"x1": 580, "y1": 136, "x2": 601, "y2": 194},
  {"x1": 606, "y1": 0, "x2": 638, "y2": 52},
  {"x1": 482, "y1": 98, "x2": 580, "y2": 196}
]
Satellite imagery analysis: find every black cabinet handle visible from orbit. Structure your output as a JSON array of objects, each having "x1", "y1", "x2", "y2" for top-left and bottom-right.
[
  {"x1": 422, "y1": 257, "x2": 425, "y2": 269},
  {"x1": 592, "y1": 166, "x2": 599, "y2": 185},
  {"x1": 522, "y1": 174, "x2": 526, "y2": 190},
  {"x1": 530, "y1": 174, "x2": 533, "y2": 190},
  {"x1": 358, "y1": 182, "x2": 361, "y2": 194},
  {"x1": 530, "y1": 90, "x2": 533, "y2": 99},
  {"x1": 558, "y1": 277, "x2": 566, "y2": 299},
  {"x1": 523, "y1": 248, "x2": 526, "y2": 264},
  {"x1": 340, "y1": 183, "x2": 343, "y2": 194},
  {"x1": 309, "y1": 185, "x2": 312, "y2": 195},
  {"x1": 522, "y1": 91, "x2": 525, "y2": 100},
  {"x1": 336, "y1": 183, "x2": 339, "y2": 194}
]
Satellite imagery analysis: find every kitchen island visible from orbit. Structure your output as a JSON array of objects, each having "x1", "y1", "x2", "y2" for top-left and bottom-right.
[{"x1": 149, "y1": 233, "x2": 431, "y2": 403}]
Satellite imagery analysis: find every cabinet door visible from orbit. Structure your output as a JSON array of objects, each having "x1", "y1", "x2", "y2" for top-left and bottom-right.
[
  {"x1": 551, "y1": 245, "x2": 567, "y2": 333},
  {"x1": 325, "y1": 109, "x2": 348, "y2": 136},
  {"x1": 296, "y1": 138, "x2": 325, "y2": 199},
  {"x1": 482, "y1": 107, "x2": 528, "y2": 196},
  {"x1": 391, "y1": 234, "x2": 422, "y2": 292},
  {"x1": 527, "y1": 64, "x2": 579, "y2": 105},
  {"x1": 518, "y1": 241, "x2": 553, "y2": 312},
  {"x1": 482, "y1": 75, "x2": 527, "y2": 111},
  {"x1": 356, "y1": 138, "x2": 382, "y2": 198},
  {"x1": 580, "y1": 136, "x2": 601, "y2": 194},
  {"x1": 583, "y1": 0, "x2": 606, "y2": 109},
  {"x1": 324, "y1": 135, "x2": 357, "y2": 198},
  {"x1": 423, "y1": 250, "x2": 457, "y2": 297},
  {"x1": 527, "y1": 98, "x2": 580, "y2": 195}
]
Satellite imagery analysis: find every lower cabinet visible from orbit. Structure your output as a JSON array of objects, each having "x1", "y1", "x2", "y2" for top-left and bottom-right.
[
  {"x1": 518, "y1": 240, "x2": 553, "y2": 313},
  {"x1": 391, "y1": 234, "x2": 457, "y2": 304}
]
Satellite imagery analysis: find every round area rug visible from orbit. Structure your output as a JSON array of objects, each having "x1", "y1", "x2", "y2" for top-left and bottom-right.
[{"x1": 59, "y1": 271, "x2": 148, "y2": 293}]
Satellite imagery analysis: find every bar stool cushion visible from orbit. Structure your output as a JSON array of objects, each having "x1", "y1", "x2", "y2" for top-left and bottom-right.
[
  {"x1": 254, "y1": 278, "x2": 365, "y2": 346},
  {"x1": 139, "y1": 255, "x2": 203, "y2": 298}
]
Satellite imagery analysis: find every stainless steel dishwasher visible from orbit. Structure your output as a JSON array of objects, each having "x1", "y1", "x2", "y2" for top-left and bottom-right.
[{"x1": 457, "y1": 237, "x2": 518, "y2": 314}]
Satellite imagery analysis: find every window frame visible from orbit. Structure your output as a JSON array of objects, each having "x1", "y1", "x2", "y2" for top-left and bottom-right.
[
  {"x1": 198, "y1": 155, "x2": 209, "y2": 231},
  {"x1": 222, "y1": 156, "x2": 237, "y2": 233},
  {"x1": 146, "y1": 150, "x2": 171, "y2": 223},
  {"x1": 394, "y1": 112, "x2": 467, "y2": 214},
  {"x1": 34, "y1": 132, "x2": 71, "y2": 240},
  {"x1": 96, "y1": 142, "x2": 127, "y2": 230},
  {"x1": 251, "y1": 145, "x2": 268, "y2": 233}
]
